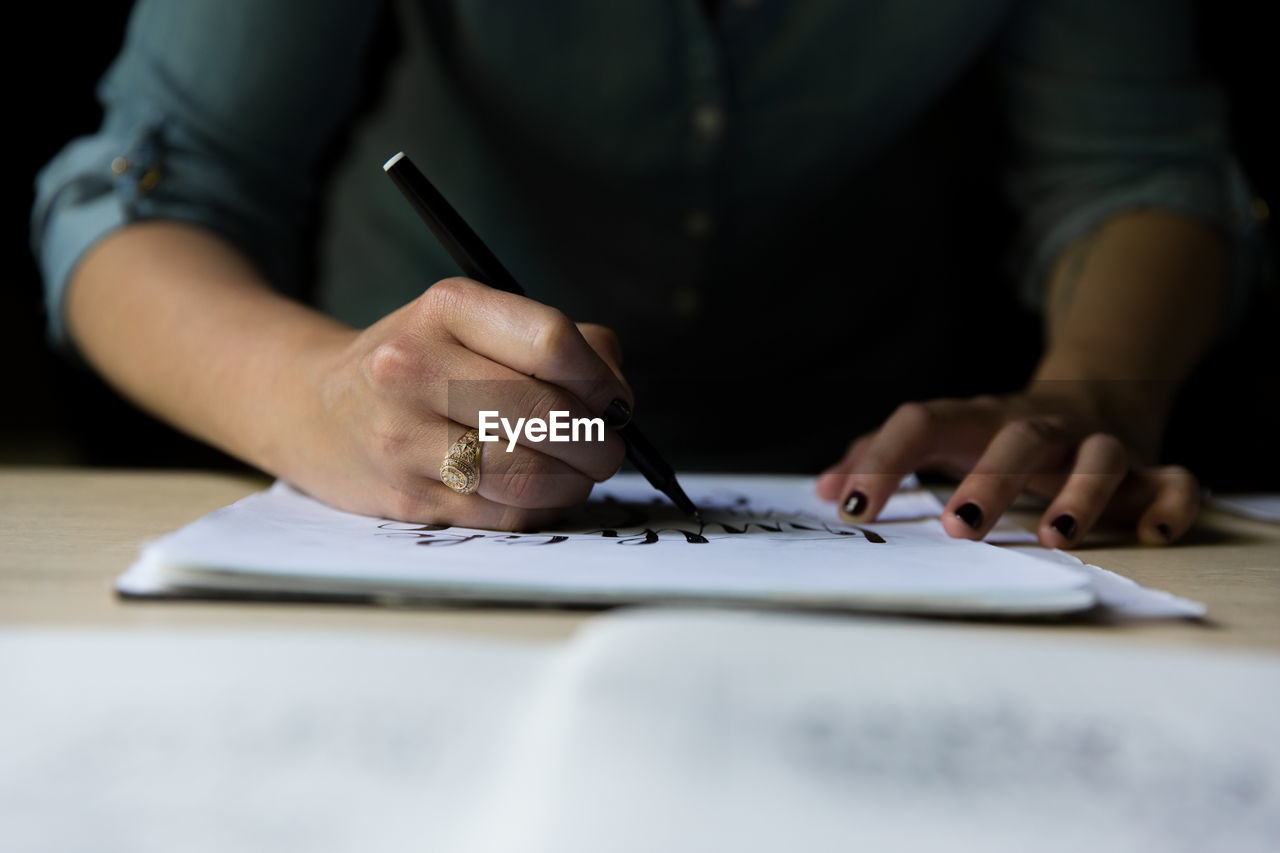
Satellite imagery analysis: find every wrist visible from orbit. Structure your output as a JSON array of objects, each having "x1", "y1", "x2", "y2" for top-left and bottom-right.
[{"x1": 244, "y1": 318, "x2": 360, "y2": 481}]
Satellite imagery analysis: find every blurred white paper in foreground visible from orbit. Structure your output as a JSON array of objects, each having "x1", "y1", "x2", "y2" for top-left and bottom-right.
[
  {"x1": 0, "y1": 628, "x2": 554, "y2": 852},
  {"x1": 457, "y1": 609, "x2": 1280, "y2": 853},
  {"x1": 7, "y1": 611, "x2": 1274, "y2": 852}
]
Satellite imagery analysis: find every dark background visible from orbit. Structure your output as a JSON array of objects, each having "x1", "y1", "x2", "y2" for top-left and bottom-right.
[{"x1": 5, "y1": 1, "x2": 1276, "y2": 487}]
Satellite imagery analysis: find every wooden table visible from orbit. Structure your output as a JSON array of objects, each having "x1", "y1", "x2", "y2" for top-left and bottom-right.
[{"x1": 3, "y1": 467, "x2": 1278, "y2": 651}]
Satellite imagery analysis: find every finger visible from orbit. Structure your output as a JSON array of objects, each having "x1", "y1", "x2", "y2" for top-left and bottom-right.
[
  {"x1": 942, "y1": 417, "x2": 1071, "y2": 540},
  {"x1": 405, "y1": 419, "x2": 599, "y2": 511},
  {"x1": 471, "y1": 438, "x2": 597, "y2": 512},
  {"x1": 836, "y1": 401, "x2": 992, "y2": 522},
  {"x1": 1135, "y1": 465, "x2": 1200, "y2": 546},
  {"x1": 445, "y1": 356, "x2": 626, "y2": 481},
  {"x1": 576, "y1": 322, "x2": 634, "y2": 403},
  {"x1": 382, "y1": 475, "x2": 567, "y2": 531},
  {"x1": 364, "y1": 340, "x2": 626, "y2": 482},
  {"x1": 576, "y1": 323, "x2": 625, "y2": 378},
  {"x1": 422, "y1": 278, "x2": 634, "y2": 425},
  {"x1": 815, "y1": 436, "x2": 871, "y2": 501},
  {"x1": 1037, "y1": 433, "x2": 1129, "y2": 547}
]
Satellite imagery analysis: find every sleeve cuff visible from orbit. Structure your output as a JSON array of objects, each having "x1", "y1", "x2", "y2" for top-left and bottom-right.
[{"x1": 1013, "y1": 159, "x2": 1269, "y2": 335}]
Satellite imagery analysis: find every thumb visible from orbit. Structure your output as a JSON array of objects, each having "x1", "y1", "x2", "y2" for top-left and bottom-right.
[{"x1": 575, "y1": 323, "x2": 629, "y2": 391}]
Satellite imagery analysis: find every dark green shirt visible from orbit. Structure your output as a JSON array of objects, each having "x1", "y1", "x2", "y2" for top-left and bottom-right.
[{"x1": 33, "y1": 0, "x2": 1258, "y2": 467}]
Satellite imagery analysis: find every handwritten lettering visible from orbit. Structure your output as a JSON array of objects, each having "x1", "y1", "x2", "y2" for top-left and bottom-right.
[{"x1": 377, "y1": 492, "x2": 888, "y2": 547}]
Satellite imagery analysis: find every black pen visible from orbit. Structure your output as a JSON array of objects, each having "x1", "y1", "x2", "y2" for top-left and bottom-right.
[{"x1": 383, "y1": 151, "x2": 700, "y2": 521}]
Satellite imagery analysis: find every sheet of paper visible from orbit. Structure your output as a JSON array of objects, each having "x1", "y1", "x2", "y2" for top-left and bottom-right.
[
  {"x1": 453, "y1": 609, "x2": 1280, "y2": 853},
  {"x1": 118, "y1": 474, "x2": 1099, "y2": 615},
  {"x1": 0, "y1": 627, "x2": 554, "y2": 853},
  {"x1": 1208, "y1": 492, "x2": 1280, "y2": 523},
  {"x1": 984, "y1": 522, "x2": 1206, "y2": 618},
  {"x1": 8, "y1": 612, "x2": 1273, "y2": 851}
]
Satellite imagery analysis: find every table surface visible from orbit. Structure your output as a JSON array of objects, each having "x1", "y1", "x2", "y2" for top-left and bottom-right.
[{"x1": 2, "y1": 467, "x2": 1278, "y2": 651}]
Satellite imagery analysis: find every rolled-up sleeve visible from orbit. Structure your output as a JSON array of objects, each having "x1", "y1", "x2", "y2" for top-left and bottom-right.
[
  {"x1": 998, "y1": 0, "x2": 1265, "y2": 326},
  {"x1": 30, "y1": 0, "x2": 381, "y2": 348}
]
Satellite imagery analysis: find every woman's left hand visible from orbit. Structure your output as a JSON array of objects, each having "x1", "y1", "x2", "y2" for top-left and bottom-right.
[{"x1": 815, "y1": 385, "x2": 1198, "y2": 547}]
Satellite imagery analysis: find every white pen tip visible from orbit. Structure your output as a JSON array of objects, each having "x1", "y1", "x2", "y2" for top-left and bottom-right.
[{"x1": 383, "y1": 151, "x2": 406, "y2": 172}]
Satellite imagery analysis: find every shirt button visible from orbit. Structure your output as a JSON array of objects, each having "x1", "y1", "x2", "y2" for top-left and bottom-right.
[
  {"x1": 691, "y1": 104, "x2": 725, "y2": 140},
  {"x1": 685, "y1": 209, "x2": 715, "y2": 239}
]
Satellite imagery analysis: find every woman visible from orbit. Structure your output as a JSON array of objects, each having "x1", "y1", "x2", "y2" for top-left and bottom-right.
[{"x1": 33, "y1": 0, "x2": 1257, "y2": 544}]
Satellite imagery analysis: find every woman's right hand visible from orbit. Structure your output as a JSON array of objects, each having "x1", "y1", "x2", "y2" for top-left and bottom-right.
[{"x1": 293, "y1": 277, "x2": 633, "y2": 529}]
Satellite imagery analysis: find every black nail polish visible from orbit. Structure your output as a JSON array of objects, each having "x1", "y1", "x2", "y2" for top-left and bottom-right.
[
  {"x1": 955, "y1": 502, "x2": 983, "y2": 530},
  {"x1": 1156, "y1": 522, "x2": 1171, "y2": 542},
  {"x1": 603, "y1": 398, "x2": 632, "y2": 428},
  {"x1": 1051, "y1": 514, "x2": 1077, "y2": 541},
  {"x1": 842, "y1": 491, "x2": 867, "y2": 517}
]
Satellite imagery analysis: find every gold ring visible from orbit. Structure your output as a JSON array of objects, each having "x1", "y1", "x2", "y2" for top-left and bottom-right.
[{"x1": 440, "y1": 427, "x2": 482, "y2": 494}]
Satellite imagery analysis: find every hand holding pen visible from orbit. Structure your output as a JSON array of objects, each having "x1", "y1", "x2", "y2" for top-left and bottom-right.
[
  {"x1": 383, "y1": 152, "x2": 698, "y2": 523},
  {"x1": 334, "y1": 272, "x2": 641, "y2": 528}
]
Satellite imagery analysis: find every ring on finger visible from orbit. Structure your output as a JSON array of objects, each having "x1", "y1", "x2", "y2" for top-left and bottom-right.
[{"x1": 440, "y1": 427, "x2": 482, "y2": 495}]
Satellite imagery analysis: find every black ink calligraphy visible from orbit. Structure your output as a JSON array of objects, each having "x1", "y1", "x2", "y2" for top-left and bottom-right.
[{"x1": 376, "y1": 492, "x2": 888, "y2": 547}]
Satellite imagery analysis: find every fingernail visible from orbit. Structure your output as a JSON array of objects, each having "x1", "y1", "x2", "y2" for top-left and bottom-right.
[
  {"x1": 603, "y1": 398, "x2": 632, "y2": 428},
  {"x1": 1155, "y1": 522, "x2": 1171, "y2": 542},
  {"x1": 1051, "y1": 513, "x2": 1077, "y2": 541},
  {"x1": 842, "y1": 491, "x2": 867, "y2": 517},
  {"x1": 955, "y1": 502, "x2": 983, "y2": 530}
]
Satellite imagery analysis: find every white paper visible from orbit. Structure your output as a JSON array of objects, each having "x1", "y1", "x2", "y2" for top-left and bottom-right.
[
  {"x1": 118, "y1": 474, "x2": 1099, "y2": 616},
  {"x1": 8, "y1": 612, "x2": 1274, "y2": 852},
  {"x1": 984, "y1": 522, "x2": 1206, "y2": 618},
  {"x1": 0, "y1": 628, "x2": 554, "y2": 853},
  {"x1": 455, "y1": 609, "x2": 1280, "y2": 853},
  {"x1": 1208, "y1": 493, "x2": 1280, "y2": 523}
]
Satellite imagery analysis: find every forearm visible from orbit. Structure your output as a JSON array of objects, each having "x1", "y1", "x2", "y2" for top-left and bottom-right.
[
  {"x1": 65, "y1": 220, "x2": 354, "y2": 475},
  {"x1": 1030, "y1": 210, "x2": 1229, "y2": 455}
]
